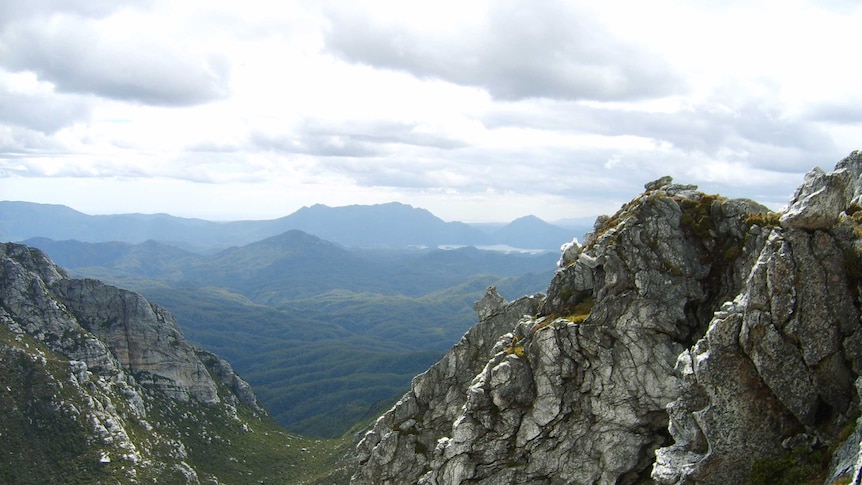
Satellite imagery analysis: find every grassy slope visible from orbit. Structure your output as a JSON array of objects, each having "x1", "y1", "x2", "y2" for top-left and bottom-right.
[{"x1": 0, "y1": 324, "x2": 355, "y2": 484}]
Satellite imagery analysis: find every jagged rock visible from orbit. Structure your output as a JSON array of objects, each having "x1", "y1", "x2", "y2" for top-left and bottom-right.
[
  {"x1": 655, "y1": 158, "x2": 862, "y2": 484},
  {"x1": 197, "y1": 349, "x2": 266, "y2": 414},
  {"x1": 353, "y1": 151, "x2": 862, "y2": 485},
  {"x1": 780, "y1": 166, "x2": 852, "y2": 229},
  {"x1": 473, "y1": 286, "x2": 508, "y2": 321},
  {"x1": 558, "y1": 237, "x2": 581, "y2": 267},
  {"x1": 0, "y1": 245, "x2": 221, "y2": 405},
  {"x1": 645, "y1": 175, "x2": 674, "y2": 191},
  {"x1": 353, "y1": 292, "x2": 543, "y2": 484},
  {"x1": 355, "y1": 181, "x2": 767, "y2": 484},
  {"x1": 838, "y1": 149, "x2": 862, "y2": 203},
  {"x1": 51, "y1": 277, "x2": 219, "y2": 403}
]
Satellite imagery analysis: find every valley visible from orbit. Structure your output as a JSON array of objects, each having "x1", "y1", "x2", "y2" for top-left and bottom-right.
[{"x1": 6, "y1": 203, "x2": 570, "y2": 438}]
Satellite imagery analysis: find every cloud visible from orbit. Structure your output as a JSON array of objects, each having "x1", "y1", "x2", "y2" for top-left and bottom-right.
[
  {"x1": 0, "y1": 82, "x2": 91, "y2": 133},
  {"x1": 482, "y1": 95, "x2": 837, "y2": 175},
  {"x1": 0, "y1": 0, "x2": 142, "y2": 26},
  {"x1": 252, "y1": 131, "x2": 381, "y2": 158},
  {"x1": 804, "y1": 101, "x2": 862, "y2": 125},
  {"x1": 250, "y1": 118, "x2": 470, "y2": 160},
  {"x1": 324, "y1": 0, "x2": 684, "y2": 102},
  {"x1": 0, "y1": 8, "x2": 230, "y2": 106},
  {"x1": 0, "y1": 126, "x2": 67, "y2": 162}
]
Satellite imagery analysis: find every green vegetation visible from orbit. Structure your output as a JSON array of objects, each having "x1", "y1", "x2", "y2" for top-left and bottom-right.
[
  {"x1": 566, "y1": 297, "x2": 595, "y2": 323},
  {"x1": 140, "y1": 285, "x2": 447, "y2": 437},
  {"x1": 0, "y1": 329, "x2": 100, "y2": 484},
  {"x1": 533, "y1": 296, "x2": 595, "y2": 334},
  {"x1": 144, "y1": 376, "x2": 355, "y2": 484},
  {"x1": 744, "y1": 211, "x2": 782, "y2": 228},
  {"x1": 750, "y1": 447, "x2": 829, "y2": 485},
  {"x1": 845, "y1": 203, "x2": 862, "y2": 223},
  {"x1": 0, "y1": 324, "x2": 354, "y2": 484},
  {"x1": 678, "y1": 194, "x2": 724, "y2": 239},
  {"x1": 56, "y1": 240, "x2": 554, "y2": 438}
]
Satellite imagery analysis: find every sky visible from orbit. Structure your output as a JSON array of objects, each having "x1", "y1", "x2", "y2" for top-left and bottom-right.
[{"x1": 1, "y1": 0, "x2": 861, "y2": 223}]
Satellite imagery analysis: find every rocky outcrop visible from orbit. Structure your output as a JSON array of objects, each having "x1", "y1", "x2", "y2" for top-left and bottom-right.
[
  {"x1": 656, "y1": 150, "x2": 862, "y2": 484},
  {"x1": 353, "y1": 288, "x2": 543, "y2": 484},
  {"x1": 0, "y1": 243, "x2": 267, "y2": 482},
  {"x1": 353, "y1": 151, "x2": 862, "y2": 484},
  {"x1": 0, "y1": 243, "x2": 220, "y2": 403}
]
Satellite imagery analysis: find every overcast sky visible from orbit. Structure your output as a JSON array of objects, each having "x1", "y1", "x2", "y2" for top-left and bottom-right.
[{"x1": 1, "y1": 0, "x2": 860, "y2": 223}]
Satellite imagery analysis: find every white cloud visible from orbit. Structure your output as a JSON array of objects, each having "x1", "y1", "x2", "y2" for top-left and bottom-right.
[
  {"x1": 0, "y1": 10, "x2": 230, "y2": 106},
  {"x1": 0, "y1": 0, "x2": 861, "y2": 223},
  {"x1": 324, "y1": 0, "x2": 684, "y2": 101}
]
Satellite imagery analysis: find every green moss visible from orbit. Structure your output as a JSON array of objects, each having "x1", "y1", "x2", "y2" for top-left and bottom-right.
[
  {"x1": 750, "y1": 447, "x2": 829, "y2": 485},
  {"x1": 723, "y1": 244, "x2": 743, "y2": 261},
  {"x1": 566, "y1": 297, "x2": 595, "y2": 323},
  {"x1": 745, "y1": 211, "x2": 781, "y2": 228},
  {"x1": 677, "y1": 194, "x2": 724, "y2": 239},
  {"x1": 661, "y1": 260, "x2": 685, "y2": 276}
]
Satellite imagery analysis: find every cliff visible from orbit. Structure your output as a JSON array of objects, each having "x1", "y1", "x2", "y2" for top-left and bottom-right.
[
  {"x1": 0, "y1": 242, "x2": 331, "y2": 484},
  {"x1": 353, "y1": 151, "x2": 862, "y2": 484}
]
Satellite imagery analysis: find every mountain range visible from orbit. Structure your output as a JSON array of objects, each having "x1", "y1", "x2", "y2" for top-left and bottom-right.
[
  {"x1": 0, "y1": 200, "x2": 589, "y2": 252},
  {"x1": 18, "y1": 229, "x2": 559, "y2": 437}
]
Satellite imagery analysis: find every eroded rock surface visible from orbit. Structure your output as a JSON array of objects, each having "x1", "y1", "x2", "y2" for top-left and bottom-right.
[
  {"x1": 655, "y1": 151, "x2": 862, "y2": 484},
  {"x1": 354, "y1": 173, "x2": 769, "y2": 484},
  {"x1": 354, "y1": 150, "x2": 862, "y2": 485}
]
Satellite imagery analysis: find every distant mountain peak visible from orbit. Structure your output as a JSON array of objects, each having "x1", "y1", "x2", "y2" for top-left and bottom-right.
[{"x1": 3, "y1": 200, "x2": 571, "y2": 251}]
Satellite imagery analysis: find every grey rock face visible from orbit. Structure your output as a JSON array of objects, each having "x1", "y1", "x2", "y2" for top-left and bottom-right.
[
  {"x1": 197, "y1": 349, "x2": 266, "y2": 413},
  {"x1": 354, "y1": 184, "x2": 764, "y2": 484},
  {"x1": 655, "y1": 154, "x2": 862, "y2": 484},
  {"x1": 780, "y1": 166, "x2": 852, "y2": 230},
  {"x1": 0, "y1": 243, "x2": 219, "y2": 404},
  {"x1": 354, "y1": 151, "x2": 862, "y2": 485},
  {"x1": 353, "y1": 290, "x2": 543, "y2": 484},
  {"x1": 0, "y1": 242, "x2": 267, "y2": 482}
]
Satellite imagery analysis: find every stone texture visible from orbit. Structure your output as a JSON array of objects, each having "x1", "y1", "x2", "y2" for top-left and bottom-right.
[
  {"x1": 353, "y1": 151, "x2": 862, "y2": 485},
  {"x1": 355, "y1": 185, "x2": 764, "y2": 484},
  {"x1": 780, "y1": 166, "x2": 851, "y2": 230},
  {"x1": 353, "y1": 290, "x2": 543, "y2": 484},
  {"x1": 655, "y1": 154, "x2": 862, "y2": 484},
  {"x1": 0, "y1": 244, "x2": 264, "y2": 406}
]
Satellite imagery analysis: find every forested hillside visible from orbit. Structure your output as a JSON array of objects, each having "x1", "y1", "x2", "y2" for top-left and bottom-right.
[{"x1": 25, "y1": 232, "x2": 557, "y2": 436}]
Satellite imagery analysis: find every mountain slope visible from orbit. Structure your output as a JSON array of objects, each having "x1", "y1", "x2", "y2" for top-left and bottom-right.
[
  {"x1": 0, "y1": 201, "x2": 221, "y2": 247},
  {"x1": 278, "y1": 202, "x2": 489, "y2": 248},
  {"x1": 352, "y1": 151, "x2": 862, "y2": 485},
  {"x1": 0, "y1": 243, "x2": 352, "y2": 483},
  {"x1": 491, "y1": 214, "x2": 575, "y2": 249}
]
